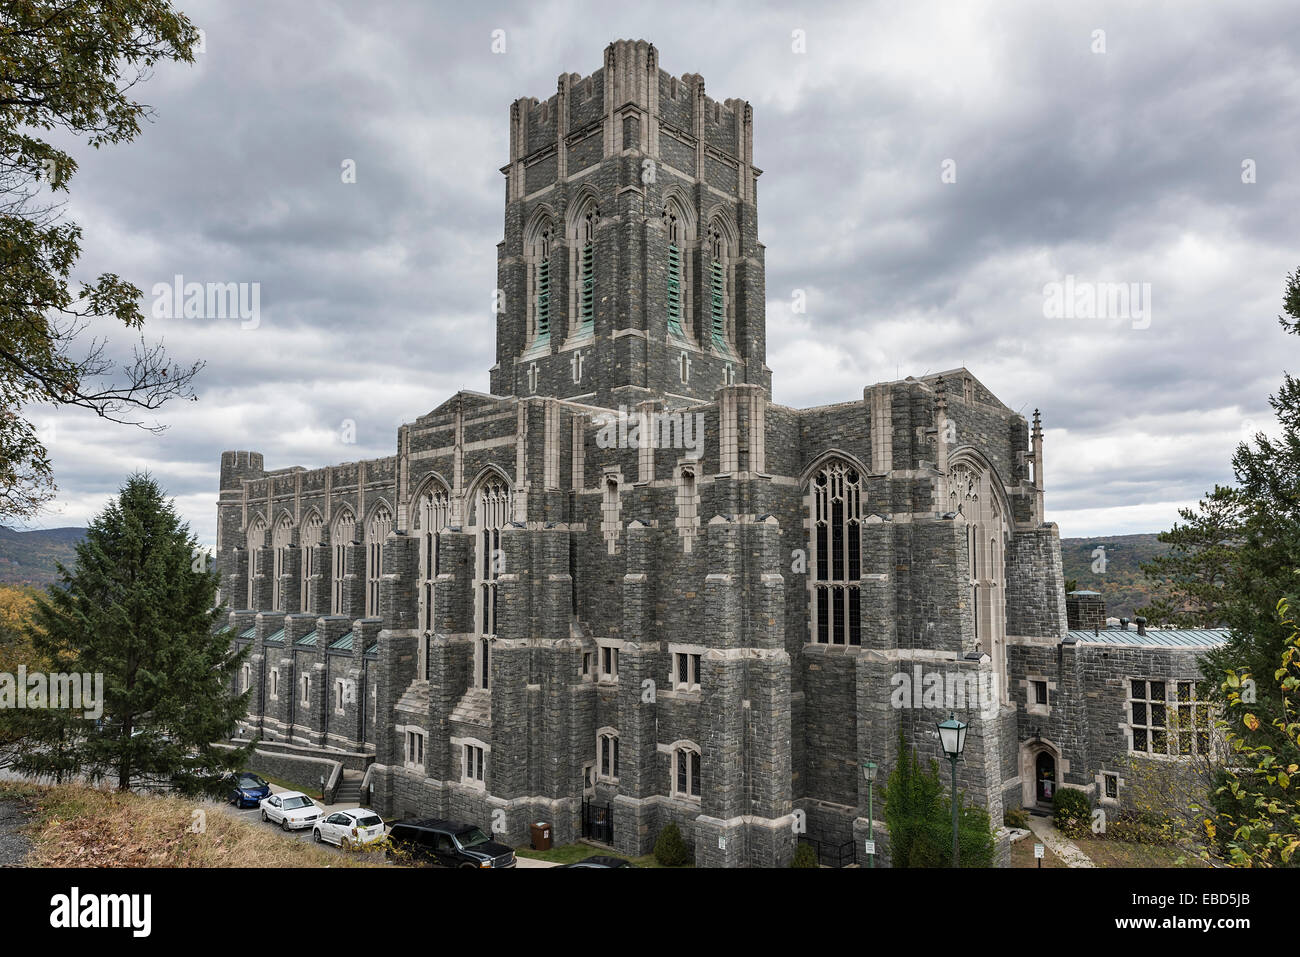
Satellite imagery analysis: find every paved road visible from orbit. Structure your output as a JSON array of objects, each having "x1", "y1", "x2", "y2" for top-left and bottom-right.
[
  {"x1": 212, "y1": 781, "x2": 382, "y2": 859},
  {"x1": 0, "y1": 800, "x2": 31, "y2": 867}
]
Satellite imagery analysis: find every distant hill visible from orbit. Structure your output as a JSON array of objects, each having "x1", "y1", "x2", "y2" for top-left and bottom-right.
[
  {"x1": 1058, "y1": 533, "x2": 1168, "y2": 620},
  {"x1": 0, "y1": 524, "x2": 1169, "y2": 615},
  {"x1": 0, "y1": 525, "x2": 84, "y2": 586}
]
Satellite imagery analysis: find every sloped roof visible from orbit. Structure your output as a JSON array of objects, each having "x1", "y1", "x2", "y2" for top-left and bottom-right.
[{"x1": 1071, "y1": 628, "x2": 1228, "y2": 648}]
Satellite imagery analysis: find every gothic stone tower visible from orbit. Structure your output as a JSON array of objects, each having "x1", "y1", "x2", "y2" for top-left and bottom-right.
[{"x1": 490, "y1": 38, "x2": 770, "y2": 407}]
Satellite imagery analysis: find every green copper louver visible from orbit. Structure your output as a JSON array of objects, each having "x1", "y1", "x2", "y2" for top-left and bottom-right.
[
  {"x1": 667, "y1": 243, "x2": 683, "y2": 337},
  {"x1": 536, "y1": 258, "x2": 550, "y2": 341},
  {"x1": 580, "y1": 241, "x2": 594, "y2": 332},
  {"x1": 710, "y1": 259, "x2": 726, "y2": 346}
]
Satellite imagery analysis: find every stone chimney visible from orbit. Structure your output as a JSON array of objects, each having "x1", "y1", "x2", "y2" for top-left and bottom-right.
[{"x1": 1065, "y1": 590, "x2": 1105, "y2": 631}]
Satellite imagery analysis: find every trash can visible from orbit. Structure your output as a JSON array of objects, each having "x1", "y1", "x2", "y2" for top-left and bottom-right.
[{"x1": 529, "y1": 821, "x2": 552, "y2": 851}]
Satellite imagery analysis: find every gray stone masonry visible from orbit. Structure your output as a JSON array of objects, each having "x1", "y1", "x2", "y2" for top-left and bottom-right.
[{"x1": 215, "y1": 42, "x2": 1215, "y2": 865}]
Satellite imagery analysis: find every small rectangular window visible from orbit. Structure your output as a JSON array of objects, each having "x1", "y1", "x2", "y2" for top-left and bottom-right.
[{"x1": 1033, "y1": 681, "x2": 1048, "y2": 705}]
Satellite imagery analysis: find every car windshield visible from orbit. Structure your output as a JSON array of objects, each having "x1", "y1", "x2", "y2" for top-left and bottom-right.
[
  {"x1": 357, "y1": 815, "x2": 382, "y2": 828},
  {"x1": 238, "y1": 775, "x2": 266, "y2": 789},
  {"x1": 282, "y1": 796, "x2": 313, "y2": 810},
  {"x1": 456, "y1": 828, "x2": 490, "y2": 847}
]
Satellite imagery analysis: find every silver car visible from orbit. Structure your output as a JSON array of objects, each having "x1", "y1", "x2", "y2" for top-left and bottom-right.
[{"x1": 259, "y1": 791, "x2": 321, "y2": 831}]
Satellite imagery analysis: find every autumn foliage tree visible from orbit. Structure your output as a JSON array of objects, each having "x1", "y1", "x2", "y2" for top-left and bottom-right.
[{"x1": 1, "y1": 1, "x2": 204, "y2": 521}]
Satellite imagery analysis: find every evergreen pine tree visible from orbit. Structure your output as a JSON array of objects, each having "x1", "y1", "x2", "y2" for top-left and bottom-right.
[{"x1": 19, "y1": 474, "x2": 250, "y2": 793}]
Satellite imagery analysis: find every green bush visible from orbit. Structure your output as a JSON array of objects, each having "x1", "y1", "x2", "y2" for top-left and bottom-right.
[
  {"x1": 1105, "y1": 809, "x2": 1172, "y2": 845},
  {"x1": 1052, "y1": 787, "x2": 1092, "y2": 837},
  {"x1": 883, "y1": 727, "x2": 999, "y2": 867},
  {"x1": 653, "y1": 822, "x2": 691, "y2": 867},
  {"x1": 1003, "y1": 807, "x2": 1030, "y2": 830},
  {"x1": 791, "y1": 843, "x2": 819, "y2": 868}
]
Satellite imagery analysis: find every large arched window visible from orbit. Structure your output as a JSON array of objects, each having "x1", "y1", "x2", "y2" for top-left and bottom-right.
[
  {"x1": 706, "y1": 221, "x2": 734, "y2": 350},
  {"x1": 526, "y1": 214, "x2": 554, "y2": 347},
  {"x1": 949, "y1": 457, "x2": 1011, "y2": 703},
  {"x1": 366, "y1": 504, "x2": 393, "y2": 618},
  {"x1": 271, "y1": 515, "x2": 293, "y2": 611},
  {"x1": 415, "y1": 483, "x2": 450, "y2": 637},
  {"x1": 331, "y1": 508, "x2": 356, "y2": 616},
  {"x1": 473, "y1": 475, "x2": 510, "y2": 689},
  {"x1": 662, "y1": 198, "x2": 693, "y2": 339},
  {"x1": 300, "y1": 512, "x2": 323, "y2": 611},
  {"x1": 246, "y1": 516, "x2": 267, "y2": 610},
  {"x1": 568, "y1": 196, "x2": 599, "y2": 336},
  {"x1": 809, "y1": 461, "x2": 862, "y2": 645}
]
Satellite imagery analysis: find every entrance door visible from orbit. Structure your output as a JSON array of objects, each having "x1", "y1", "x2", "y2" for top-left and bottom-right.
[{"x1": 1035, "y1": 752, "x2": 1056, "y2": 804}]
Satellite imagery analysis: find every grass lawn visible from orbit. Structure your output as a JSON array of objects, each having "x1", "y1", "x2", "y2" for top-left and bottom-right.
[
  {"x1": 0, "y1": 780, "x2": 381, "y2": 867},
  {"x1": 515, "y1": 839, "x2": 688, "y2": 868},
  {"x1": 1072, "y1": 834, "x2": 1208, "y2": 868},
  {"x1": 1009, "y1": 834, "x2": 1066, "y2": 868}
]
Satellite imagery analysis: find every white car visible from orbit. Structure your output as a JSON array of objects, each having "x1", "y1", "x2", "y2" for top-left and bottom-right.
[
  {"x1": 313, "y1": 808, "x2": 386, "y2": 849},
  {"x1": 260, "y1": 791, "x2": 321, "y2": 831}
]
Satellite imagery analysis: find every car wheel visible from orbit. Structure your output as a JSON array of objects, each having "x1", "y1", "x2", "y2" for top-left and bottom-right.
[
  {"x1": 280, "y1": 819, "x2": 289, "y2": 831},
  {"x1": 260, "y1": 810, "x2": 267, "y2": 821},
  {"x1": 459, "y1": 862, "x2": 477, "y2": 869},
  {"x1": 313, "y1": 829, "x2": 322, "y2": 843}
]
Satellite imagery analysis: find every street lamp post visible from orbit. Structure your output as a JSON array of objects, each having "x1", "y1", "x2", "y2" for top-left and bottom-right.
[
  {"x1": 861, "y1": 760, "x2": 878, "y2": 868},
  {"x1": 937, "y1": 713, "x2": 968, "y2": 868}
]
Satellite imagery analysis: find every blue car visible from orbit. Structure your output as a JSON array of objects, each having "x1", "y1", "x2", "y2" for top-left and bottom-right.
[{"x1": 228, "y1": 772, "x2": 271, "y2": 808}]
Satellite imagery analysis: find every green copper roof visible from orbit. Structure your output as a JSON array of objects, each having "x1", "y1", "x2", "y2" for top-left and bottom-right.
[
  {"x1": 296, "y1": 631, "x2": 317, "y2": 647},
  {"x1": 364, "y1": 642, "x2": 378, "y2": 657},
  {"x1": 1070, "y1": 628, "x2": 1228, "y2": 648},
  {"x1": 265, "y1": 628, "x2": 285, "y2": 643},
  {"x1": 328, "y1": 632, "x2": 354, "y2": 651},
  {"x1": 238, "y1": 627, "x2": 256, "y2": 640}
]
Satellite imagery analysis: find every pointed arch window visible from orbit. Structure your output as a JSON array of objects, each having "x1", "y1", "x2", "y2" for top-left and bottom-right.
[
  {"x1": 570, "y1": 201, "x2": 599, "y2": 336},
  {"x1": 246, "y1": 517, "x2": 267, "y2": 610},
  {"x1": 271, "y1": 515, "x2": 293, "y2": 611},
  {"x1": 331, "y1": 509, "x2": 356, "y2": 616},
  {"x1": 366, "y1": 505, "x2": 394, "y2": 618},
  {"x1": 474, "y1": 477, "x2": 510, "y2": 688},
  {"x1": 300, "y1": 512, "x2": 323, "y2": 611},
  {"x1": 809, "y1": 461, "x2": 862, "y2": 645},
  {"x1": 416, "y1": 485, "x2": 449, "y2": 637},
  {"x1": 949, "y1": 459, "x2": 1010, "y2": 704},
  {"x1": 665, "y1": 206, "x2": 684, "y2": 338},
  {"x1": 527, "y1": 219, "x2": 553, "y2": 347}
]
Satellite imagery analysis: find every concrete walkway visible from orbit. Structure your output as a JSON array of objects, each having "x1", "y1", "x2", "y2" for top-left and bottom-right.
[{"x1": 1027, "y1": 814, "x2": 1095, "y2": 868}]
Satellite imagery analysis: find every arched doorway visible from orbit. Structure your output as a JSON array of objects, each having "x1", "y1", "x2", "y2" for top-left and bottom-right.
[{"x1": 1035, "y1": 751, "x2": 1056, "y2": 805}]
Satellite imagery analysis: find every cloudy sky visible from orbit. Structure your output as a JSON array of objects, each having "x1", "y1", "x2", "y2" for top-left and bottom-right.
[{"x1": 18, "y1": 0, "x2": 1300, "y2": 546}]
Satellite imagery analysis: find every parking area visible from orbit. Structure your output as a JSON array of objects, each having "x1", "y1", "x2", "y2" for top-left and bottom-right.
[{"x1": 214, "y1": 782, "x2": 388, "y2": 860}]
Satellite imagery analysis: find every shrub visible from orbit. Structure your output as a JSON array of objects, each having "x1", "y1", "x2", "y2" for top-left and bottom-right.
[
  {"x1": 884, "y1": 727, "x2": 999, "y2": 867},
  {"x1": 653, "y1": 822, "x2": 691, "y2": 867},
  {"x1": 791, "y1": 843, "x2": 819, "y2": 868},
  {"x1": 1003, "y1": 807, "x2": 1030, "y2": 830},
  {"x1": 1052, "y1": 787, "x2": 1092, "y2": 837},
  {"x1": 1106, "y1": 809, "x2": 1173, "y2": 845}
]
